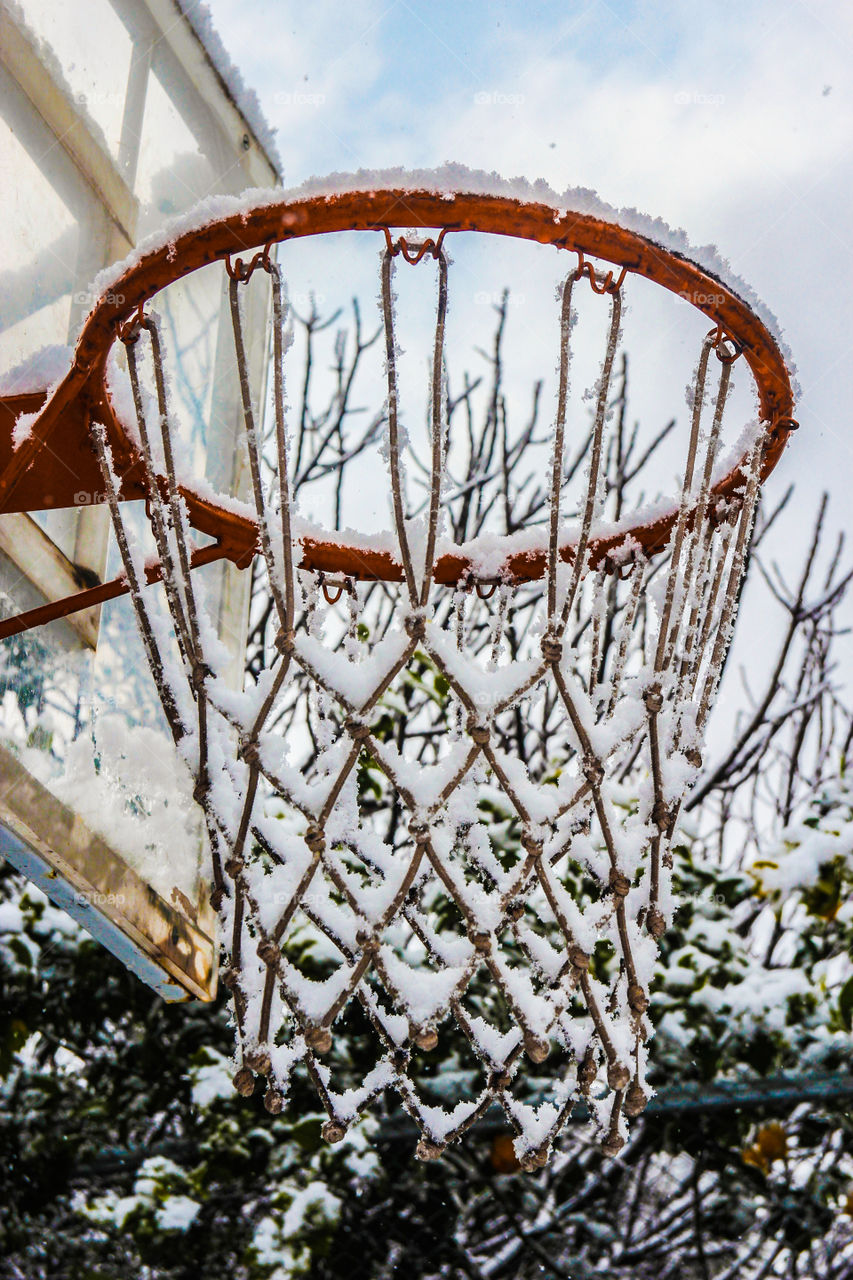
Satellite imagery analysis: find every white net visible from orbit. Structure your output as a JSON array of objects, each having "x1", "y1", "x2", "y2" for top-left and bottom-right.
[{"x1": 93, "y1": 226, "x2": 764, "y2": 1166}]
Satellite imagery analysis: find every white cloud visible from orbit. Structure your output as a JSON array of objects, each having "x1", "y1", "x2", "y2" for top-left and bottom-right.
[{"x1": 204, "y1": 0, "x2": 853, "y2": 577}]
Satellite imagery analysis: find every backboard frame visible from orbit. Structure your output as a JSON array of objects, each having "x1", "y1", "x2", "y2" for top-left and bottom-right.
[{"x1": 0, "y1": 0, "x2": 279, "y2": 1001}]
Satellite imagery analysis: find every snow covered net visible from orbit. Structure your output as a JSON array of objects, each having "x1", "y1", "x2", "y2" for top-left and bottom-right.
[{"x1": 93, "y1": 226, "x2": 763, "y2": 1167}]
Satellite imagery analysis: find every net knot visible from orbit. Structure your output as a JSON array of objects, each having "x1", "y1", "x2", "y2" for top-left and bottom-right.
[
  {"x1": 392, "y1": 1047, "x2": 410, "y2": 1071},
  {"x1": 607, "y1": 1061, "x2": 631, "y2": 1090},
  {"x1": 404, "y1": 614, "x2": 426, "y2": 640},
  {"x1": 232, "y1": 1067, "x2": 255, "y2": 1096},
  {"x1": 609, "y1": 869, "x2": 631, "y2": 897},
  {"x1": 257, "y1": 938, "x2": 281, "y2": 967},
  {"x1": 643, "y1": 684, "x2": 663, "y2": 714},
  {"x1": 274, "y1": 628, "x2": 295, "y2": 655},
  {"x1": 239, "y1": 737, "x2": 261, "y2": 768},
  {"x1": 524, "y1": 1034, "x2": 551, "y2": 1064},
  {"x1": 244, "y1": 1048, "x2": 271, "y2": 1076},
  {"x1": 408, "y1": 822, "x2": 431, "y2": 845},
  {"x1": 224, "y1": 857, "x2": 243, "y2": 879},
  {"x1": 413, "y1": 1026, "x2": 438, "y2": 1051},
  {"x1": 322, "y1": 1119, "x2": 347, "y2": 1144},
  {"x1": 346, "y1": 720, "x2": 371, "y2": 743},
  {"x1": 569, "y1": 945, "x2": 590, "y2": 970},
  {"x1": 601, "y1": 1132, "x2": 625, "y2": 1157},
  {"x1": 415, "y1": 1138, "x2": 445, "y2": 1162},
  {"x1": 355, "y1": 928, "x2": 380, "y2": 955},
  {"x1": 304, "y1": 825, "x2": 326, "y2": 854},
  {"x1": 540, "y1": 635, "x2": 563, "y2": 664},
  {"x1": 628, "y1": 982, "x2": 649, "y2": 1014},
  {"x1": 625, "y1": 1082, "x2": 648, "y2": 1117},
  {"x1": 189, "y1": 660, "x2": 210, "y2": 692},
  {"x1": 470, "y1": 930, "x2": 492, "y2": 954},
  {"x1": 519, "y1": 1146, "x2": 551, "y2": 1172},
  {"x1": 221, "y1": 966, "x2": 241, "y2": 990},
  {"x1": 578, "y1": 1051, "x2": 598, "y2": 1089},
  {"x1": 646, "y1": 906, "x2": 666, "y2": 940},
  {"x1": 651, "y1": 799, "x2": 673, "y2": 832},
  {"x1": 305, "y1": 1025, "x2": 333, "y2": 1054},
  {"x1": 263, "y1": 1086, "x2": 284, "y2": 1114},
  {"x1": 468, "y1": 722, "x2": 490, "y2": 746},
  {"x1": 582, "y1": 757, "x2": 604, "y2": 787}
]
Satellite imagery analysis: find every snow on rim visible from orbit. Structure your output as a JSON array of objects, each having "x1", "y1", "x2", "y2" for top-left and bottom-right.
[{"x1": 86, "y1": 165, "x2": 796, "y2": 390}]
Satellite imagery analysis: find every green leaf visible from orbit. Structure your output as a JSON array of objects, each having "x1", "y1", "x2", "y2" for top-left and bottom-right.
[
  {"x1": 0, "y1": 1016, "x2": 29, "y2": 1077},
  {"x1": 838, "y1": 975, "x2": 853, "y2": 1031}
]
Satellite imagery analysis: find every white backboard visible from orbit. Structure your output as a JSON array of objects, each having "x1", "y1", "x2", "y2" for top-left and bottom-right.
[{"x1": 0, "y1": 0, "x2": 279, "y2": 1000}]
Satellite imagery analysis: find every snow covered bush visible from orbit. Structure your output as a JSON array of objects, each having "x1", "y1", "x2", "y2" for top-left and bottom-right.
[{"x1": 2, "y1": 301, "x2": 852, "y2": 1278}]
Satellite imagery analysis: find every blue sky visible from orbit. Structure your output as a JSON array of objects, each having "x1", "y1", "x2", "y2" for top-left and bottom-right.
[{"x1": 208, "y1": 0, "x2": 852, "y2": 575}]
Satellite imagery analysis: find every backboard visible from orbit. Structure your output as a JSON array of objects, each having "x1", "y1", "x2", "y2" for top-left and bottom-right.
[{"x1": 0, "y1": 0, "x2": 279, "y2": 1000}]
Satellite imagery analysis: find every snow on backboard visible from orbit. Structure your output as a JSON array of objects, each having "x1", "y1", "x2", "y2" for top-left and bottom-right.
[{"x1": 0, "y1": 0, "x2": 279, "y2": 1000}]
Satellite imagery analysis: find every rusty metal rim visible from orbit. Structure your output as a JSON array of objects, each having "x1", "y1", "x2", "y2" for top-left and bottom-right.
[{"x1": 0, "y1": 187, "x2": 797, "y2": 612}]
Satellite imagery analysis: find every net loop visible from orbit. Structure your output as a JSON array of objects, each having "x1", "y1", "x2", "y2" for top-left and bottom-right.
[
  {"x1": 382, "y1": 226, "x2": 447, "y2": 264},
  {"x1": 540, "y1": 635, "x2": 563, "y2": 664},
  {"x1": 115, "y1": 300, "x2": 146, "y2": 345},
  {"x1": 319, "y1": 575, "x2": 346, "y2": 605},
  {"x1": 710, "y1": 323, "x2": 743, "y2": 364},
  {"x1": 572, "y1": 248, "x2": 628, "y2": 295},
  {"x1": 225, "y1": 241, "x2": 273, "y2": 281}
]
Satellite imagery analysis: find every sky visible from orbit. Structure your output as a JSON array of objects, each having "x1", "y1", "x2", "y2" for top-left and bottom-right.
[
  {"x1": 205, "y1": 0, "x2": 852, "y2": 535},
  {"x1": 202, "y1": 0, "x2": 853, "y2": 698}
]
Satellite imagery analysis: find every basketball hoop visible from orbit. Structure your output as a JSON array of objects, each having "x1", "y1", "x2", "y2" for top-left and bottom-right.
[{"x1": 0, "y1": 179, "x2": 797, "y2": 1165}]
